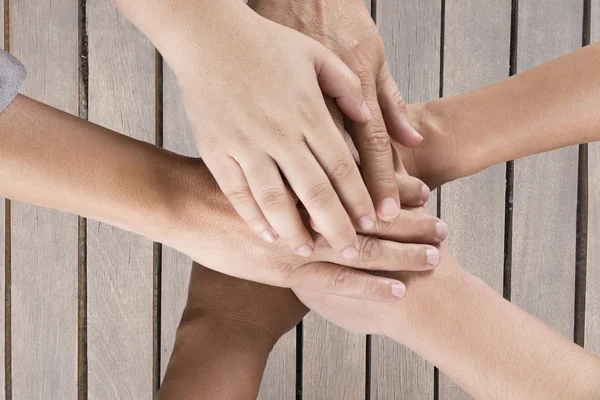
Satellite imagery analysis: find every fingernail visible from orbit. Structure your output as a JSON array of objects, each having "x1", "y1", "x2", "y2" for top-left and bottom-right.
[
  {"x1": 260, "y1": 229, "x2": 278, "y2": 243},
  {"x1": 379, "y1": 197, "x2": 400, "y2": 220},
  {"x1": 411, "y1": 125, "x2": 424, "y2": 141},
  {"x1": 296, "y1": 243, "x2": 314, "y2": 257},
  {"x1": 362, "y1": 102, "x2": 372, "y2": 121},
  {"x1": 359, "y1": 216, "x2": 375, "y2": 230},
  {"x1": 342, "y1": 246, "x2": 359, "y2": 260},
  {"x1": 436, "y1": 221, "x2": 448, "y2": 241},
  {"x1": 427, "y1": 248, "x2": 440, "y2": 266},
  {"x1": 391, "y1": 283, "x2": 406, "y2": 298},
  {"x1": 421, "y1": 185, "x2": 431, "y2": 203}
]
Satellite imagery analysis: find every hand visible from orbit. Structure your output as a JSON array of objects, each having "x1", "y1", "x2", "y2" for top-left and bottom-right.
[
  {"x1": 249, "y1": 0, "x2": 424, "y2": 217},
  {"x1": 294, "y1": 206, "x2": 455, "y2": 336},
  {"x1": 162, "y1": 158, "x2": 447, "y2": 302},
  {"x1": 181, "y1": 263, "x2": 307, "y2": 348},
  {"x1": 158, "y1": 1, "x2": 386, "y2": 259}
]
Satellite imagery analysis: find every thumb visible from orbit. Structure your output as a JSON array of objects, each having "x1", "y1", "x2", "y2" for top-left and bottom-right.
[{"x1": 313, "y1": 46, "x2": 371, "y2": 124}]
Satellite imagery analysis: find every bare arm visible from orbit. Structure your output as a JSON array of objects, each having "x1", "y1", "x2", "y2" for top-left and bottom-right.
[
  {"x1": 159, "y1": 264, "x2": 307, "y2": 399},
  {"x1": 0, "y1": 94, "x2": 180, "y2": 241},
  {"x1": 297, "y1": 235, "x2": 600, "y2": 399},
  {"x1": 405, "y1": 41, "x2": 600, "y2": 188}
]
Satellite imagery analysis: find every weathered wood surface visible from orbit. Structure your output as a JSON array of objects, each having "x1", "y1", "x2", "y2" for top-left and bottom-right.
[
  {"x1": 2, "y1": 0, "x2": 599, "y2": 398},
  {"x1": 439, "y1": 1, "x2": 511, "y2": 398},
  {"x1": 370, "y1": 0, "x2": 441, "y2": 398},
  {"x1": 587, "y1": 0, "x2": 600, "y2": 357},
  {"x1": 86, "y1": 0, "x2": 156, "y2": 398},
  {"x1": 10, "y1": 1, "x2": 79, "y2": 398},
  {"x1": 511, "y1": 0, "x2": 582, "y2": 338}
]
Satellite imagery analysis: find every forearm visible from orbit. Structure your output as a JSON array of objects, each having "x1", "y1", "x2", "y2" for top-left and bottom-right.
[
  {"x1": 0, "y1": 95, "x2": 188, "y2": 241},
  {"x1": 388, "y1": 252, "x2": 600, "y2": 399},
  {"x1": 111, "y1": 0, "x2": 252, "y2": 75},
  {"x1": 421, "y1": 42, "x2": 600, "y2": 185},
  {"x1": 159, "y1": 315, "x2": 272, "y2": 399}
]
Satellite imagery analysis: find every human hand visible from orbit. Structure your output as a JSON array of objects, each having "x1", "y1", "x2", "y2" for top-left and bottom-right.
[
  {"x1": 158, "y1": 1, "x2": 390, "y2": 259},
  {"x1": 161, "y1": 158, "x2": 446, "y2": 302},
  {"x1": 179, "y1": 263, "x2": 307, "y2": 348},
  {"x1": 294, "y1": 207, "x2": 456, "y2": 335},
  {"x1": 248, "y1": 0, "x2": 424, "y2": 214}
]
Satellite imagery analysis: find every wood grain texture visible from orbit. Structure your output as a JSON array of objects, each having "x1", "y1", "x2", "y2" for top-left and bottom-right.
[
  {"x1": 9, "y1": 1, "x2": 79, "y2": 398},
  {"x1": 86, "y1": 1, "x2": 155, "y2": 398},
  {"x1": 303, "y1": 314, "x2": 365, "y2": 400},
  {"x1": 369, "y1": 1, "x2": 440, "y2": 398},
  {"x1": 439, "y1": 1, "x2": 511, "y2": 398},
  {"x1": 587, "y1": 0, "x2": 600, "y2": 357},
  {"x1": 511, "y1": 0, "x2": 582, "y2": 338}
]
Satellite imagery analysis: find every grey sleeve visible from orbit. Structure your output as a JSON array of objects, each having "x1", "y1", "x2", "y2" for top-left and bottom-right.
[{"x1": 0, "y1": 49, "x2": 26, "y2": 113}]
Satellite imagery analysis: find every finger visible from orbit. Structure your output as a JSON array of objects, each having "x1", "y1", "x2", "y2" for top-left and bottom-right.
[
  {"x1": 313, "y1": 234, "x2": 440, "y2": 272},
  {"x1": 290, "y1": 262, "x2": 407, "y2": 301},
  {"x1": 396, "y1": 174, "x2": 431, "y2": 206},
  {"x1": 350, "y1": 75, "x2": 401, "y2": 222},
  {"x1": 204, "y1": 155, "x2": 278, "y2": 243},
  {"x1": 313, "y1": 47, "x2": 370, "y2": 123},
  {"x1": 358, "y1": 209, "x2": 447, "y2": 244},
  {"x1": 377, "y1": 65, "x2": 423, "y2": 147},
  {"x1": 304, "y1": 112, "x2": 377, "y2": 231},
  {"x1": 237, "y1": 153, "x2": 315, "y2": 256},
  {"x1": 274, "y1": 148, "x2": 360, "y2": 259}
]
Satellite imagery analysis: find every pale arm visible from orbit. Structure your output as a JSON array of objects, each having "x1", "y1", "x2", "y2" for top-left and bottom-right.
[
  {"x1": 408, "y1": 41, "x2": 600, "y2": 188},
  {"x1": 296, "y1": 244, "x2": 600, "y2": 399}
]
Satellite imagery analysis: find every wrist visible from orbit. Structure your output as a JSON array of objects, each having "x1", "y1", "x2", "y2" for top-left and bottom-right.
[
  {"x1": 381, "y1": 250, "x2": 471, "y2": 344},
  {"x1": 406, "y1": 100, "x2": 467, "y2": 188}
]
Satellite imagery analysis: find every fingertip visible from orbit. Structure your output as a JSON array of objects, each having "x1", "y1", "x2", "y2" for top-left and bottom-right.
[
  {"x1": 260, "y1": 229, "x2": 278, "y2": 244},
  {"x1": 378, "y1": 197, "x2": 401, "y2": 221},
  {"x1": 296, "y1": 242, "x2": 315, "y2": 257},
  {"x1": 422, "y1": 184, "x2": 431, "y2": 204},
  {"x1": 391, "y1": 282, "x2": 406, "y2": 298}
]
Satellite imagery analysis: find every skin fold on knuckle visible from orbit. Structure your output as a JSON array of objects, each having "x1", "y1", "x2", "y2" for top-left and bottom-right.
[
  {"x1": 358, "y1": 236, "x2": 384, "y2": 265},
  {"x1": 260, "y1": 187, "x2": 289, "y2": 210},
  {"x1": 325, "y1": 156, "x2": 355, "y2": 182},
  {"x1": 360, "y1": 130, "x2": 391, "y2": 154},
  {"x1": 305, "y1": 182, "x2": 336, "y2": 209},
  {"x1": 328, "y1": 266, "x2": 351, "y2": 291},
  {"x1": 224, "y1": 186, "x2": 253, "y2": 207}
]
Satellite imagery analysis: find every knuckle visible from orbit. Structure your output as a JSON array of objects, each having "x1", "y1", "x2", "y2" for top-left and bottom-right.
[
  {"x1": 328, "y1": 266, "x2": 350, "y2": 290},
  {"x1": 325, "y1": 157, "x2": 356, "y2": 182},
  {"x1": 260, "y1": 187, "x2": 288, "y2": 209},
  {"x1": 359, "y1": 236, "x2": 384, "y2": 263},
  {"x1": 360, "y1": 130, "x2": 391, "y2": 154},
  {"x1": 297, "y1": 99, "x2": 320, "y2": 127},
  {"x1": 361, "y1": 275, "x2": 380, "y2": 296},
  {"x1": 224, "y1": 186, "x2": 253, "y2": 207},
  {"x1": 305, "y1": 182, "x2": 336, "y2": 208}
]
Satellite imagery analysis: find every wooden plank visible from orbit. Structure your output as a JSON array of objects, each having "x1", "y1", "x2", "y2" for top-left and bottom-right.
[
  {"x1": 302, "y1": 2, "x2": 373, "y2": 396},
  {"x1": 587, "y1": 0, "x2": 600, "y2": 358},
  {"x1": 9, "y1": 1, "x2": 79, "y2": 398},
  {"x1": 86, "y1": 1, "x2": 155, "y2": 398},
  {"x1": 438, "y1": 2, "x2": 511, "y2": 399},
  {"x1": 511, "y1": 0, "x2": 582, "y2": 339},
  {"x1": 369, "y1": 1, "x2": 440, "y2": 398}
]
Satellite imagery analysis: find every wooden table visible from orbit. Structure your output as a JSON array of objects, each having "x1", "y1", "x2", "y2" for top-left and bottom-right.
[{"x1": 1, "y1": 0, "x2": 599, "y2": 398}]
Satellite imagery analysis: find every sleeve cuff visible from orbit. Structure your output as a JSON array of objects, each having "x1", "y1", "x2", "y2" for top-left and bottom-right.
[{"x1": 0, "y1": 49, "x2": 26, "y2": 113}]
